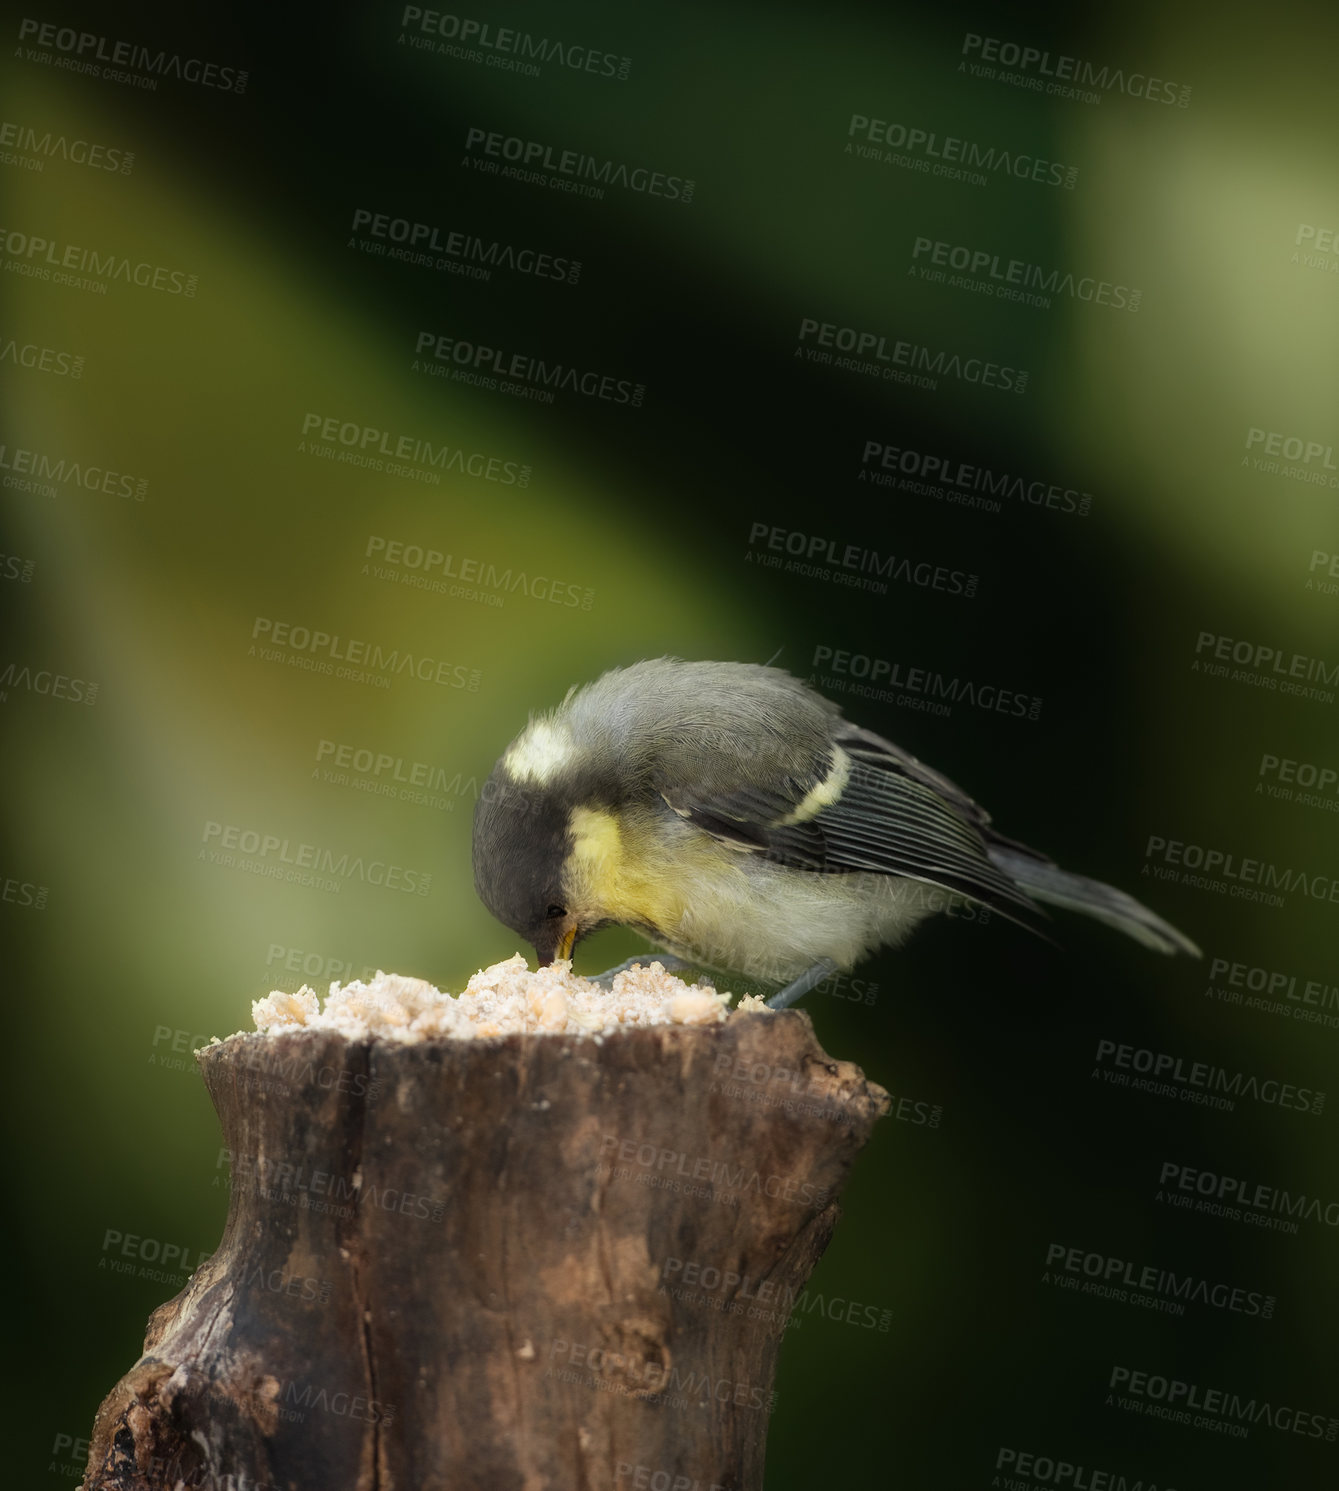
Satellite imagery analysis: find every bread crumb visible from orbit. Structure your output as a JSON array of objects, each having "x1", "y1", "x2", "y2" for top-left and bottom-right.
[
  {"x1": 667, "y1": 989, "x2": 732, "y2": 1025},
  {"x1": 734, "y1": 994, "x2": 773, "y2": 1014},
  {"x1": 250, "y1": 957, "x2": 749, "y2": 1042},
  {"x1": 251, "y1": 988, "x2": 320, "y2": 1030}
]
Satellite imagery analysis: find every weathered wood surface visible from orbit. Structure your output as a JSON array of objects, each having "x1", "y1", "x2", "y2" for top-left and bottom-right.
[{"x1": 81, "y1": 1010, "x2": 889, "y2": 1491}]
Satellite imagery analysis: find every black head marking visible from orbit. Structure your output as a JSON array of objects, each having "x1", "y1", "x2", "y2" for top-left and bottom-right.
[{"x1": 472, "y1": 769, "x2": 573, "y2": 955}]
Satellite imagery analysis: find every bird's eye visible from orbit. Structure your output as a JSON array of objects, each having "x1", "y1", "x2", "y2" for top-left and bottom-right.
[{"x1": 546, "y1": 903, "x2": 567, "y2": 919}]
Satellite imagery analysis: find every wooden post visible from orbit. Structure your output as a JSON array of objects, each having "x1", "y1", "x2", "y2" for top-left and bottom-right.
[{"x1": 81, "y1": 1009, "x2": 889, "y2": 1491}]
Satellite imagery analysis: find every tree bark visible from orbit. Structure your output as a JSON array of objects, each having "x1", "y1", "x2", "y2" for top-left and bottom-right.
[{"x1": 81, "y1": 1009, "x2": 889, "y2": 1491}]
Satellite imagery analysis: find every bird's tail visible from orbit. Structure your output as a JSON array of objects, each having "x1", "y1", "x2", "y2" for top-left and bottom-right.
[{"x1": 987, "y1": 846, "x2": 1200, "y2": 957}]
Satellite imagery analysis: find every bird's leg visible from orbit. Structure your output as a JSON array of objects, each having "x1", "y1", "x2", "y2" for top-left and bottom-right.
[
  {"x1": 765, "y1": 958, "x2": 839, "y2": 1010},
  {"x1": 587, "y1": 953, "x2": 712, "y2": 991}
]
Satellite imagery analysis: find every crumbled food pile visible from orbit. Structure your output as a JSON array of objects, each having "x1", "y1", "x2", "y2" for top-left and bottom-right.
[{"x1": 251, "y1": 955, "x2": 769, "y2": 1042}]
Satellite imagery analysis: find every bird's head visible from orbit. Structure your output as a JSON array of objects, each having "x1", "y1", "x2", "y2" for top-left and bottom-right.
[{"x1": 471, "y1": 719, "x2": 622, "y2": 967}]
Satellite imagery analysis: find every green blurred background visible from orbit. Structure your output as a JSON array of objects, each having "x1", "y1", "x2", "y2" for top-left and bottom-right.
[{"x1": 4, "y1": 1, "x2": 1338, "y2": 1485}]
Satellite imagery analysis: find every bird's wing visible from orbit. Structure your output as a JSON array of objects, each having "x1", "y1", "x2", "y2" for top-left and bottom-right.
[
  {"x1": 656, "y1": 723, "x2": 1046, "y2": 926},
  {"x1": 836, "y1": 722, "x2": 1054, "y2": 861}
]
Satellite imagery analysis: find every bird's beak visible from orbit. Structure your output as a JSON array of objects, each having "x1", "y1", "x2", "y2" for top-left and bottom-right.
[{"x1": 536, "y1": 924, "x2": 578, "y2": 968}]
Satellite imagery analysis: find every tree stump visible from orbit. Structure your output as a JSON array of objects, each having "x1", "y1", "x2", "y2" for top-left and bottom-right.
[{"x1": 81, "y1": 1009, "x2": 889, "y2": 1491}]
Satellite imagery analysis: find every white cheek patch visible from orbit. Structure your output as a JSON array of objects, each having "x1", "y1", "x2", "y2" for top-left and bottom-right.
[{"x1": 503, "y1": 721, "x2": 573, "y2": 784}]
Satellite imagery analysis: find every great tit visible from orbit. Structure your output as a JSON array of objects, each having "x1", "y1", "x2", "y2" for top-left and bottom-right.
[{"x1": 471, "y1": 658, "x2": 1199, "y2": 1007}]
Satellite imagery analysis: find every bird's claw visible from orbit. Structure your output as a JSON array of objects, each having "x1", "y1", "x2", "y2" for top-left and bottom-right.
[{"x1": 766, "y1": 958, "x2": 839, "y2": 1010}]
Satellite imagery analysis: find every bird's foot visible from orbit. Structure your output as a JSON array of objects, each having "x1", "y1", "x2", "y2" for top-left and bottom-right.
[
  {"x1": 765, "y1": 958, "x2": 839, "y2": 1010},
  {"x1": 588, "y1": 953, "x2": 713, "y2": 991}
]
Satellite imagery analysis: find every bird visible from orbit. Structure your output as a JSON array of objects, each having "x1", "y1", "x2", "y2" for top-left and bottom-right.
[{"x1": 471, "y1": 657, "x2": 1199, "y2": 1008}]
